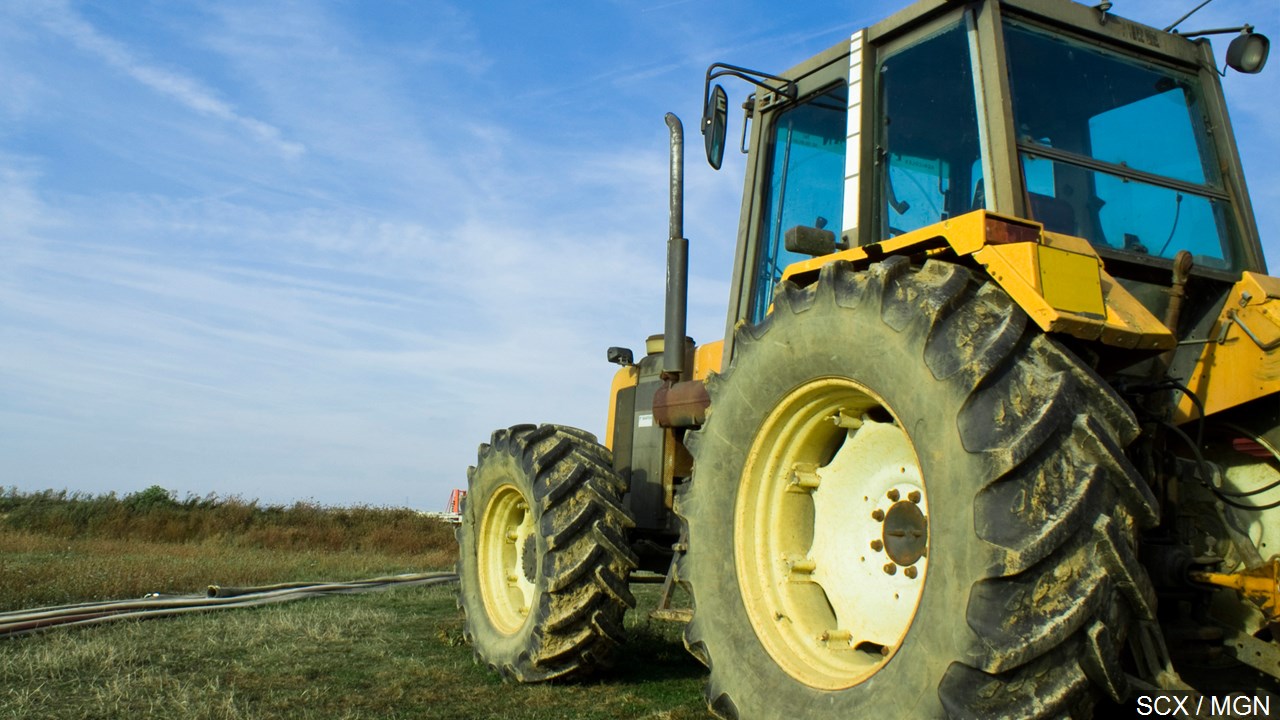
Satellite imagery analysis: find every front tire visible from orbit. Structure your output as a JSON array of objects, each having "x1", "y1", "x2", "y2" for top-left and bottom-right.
[
  {"x1": 457, "y1": 424, "x2": 638, "y2": 681},
  {"x1": 678, "y1": 258, "x2": 1160, "y2": 718}
]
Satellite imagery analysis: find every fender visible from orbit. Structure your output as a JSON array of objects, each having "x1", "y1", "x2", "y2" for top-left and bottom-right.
[{"x1": 780, "y1": 209, "x2": 1176, "y2": 352}]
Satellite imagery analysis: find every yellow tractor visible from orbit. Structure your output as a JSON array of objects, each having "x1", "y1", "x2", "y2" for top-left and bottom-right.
[{"x1": 457, "y1": 0, "x2": 1279, "y2": 716}]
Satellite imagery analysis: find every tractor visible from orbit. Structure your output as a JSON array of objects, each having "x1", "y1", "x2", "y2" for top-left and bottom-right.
[{"x1": 457, "y1": 0, "x2": 1280, "y2": 716}]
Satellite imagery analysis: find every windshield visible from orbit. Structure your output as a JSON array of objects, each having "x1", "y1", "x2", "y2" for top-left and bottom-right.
[{"x1": 1004, "y1": 22, "x2": 1239, "y2": 270}]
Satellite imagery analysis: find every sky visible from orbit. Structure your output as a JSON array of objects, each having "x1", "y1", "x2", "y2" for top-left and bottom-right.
[{"x1": 1, "y1": 0, "x2": 1277, "y2": 510}]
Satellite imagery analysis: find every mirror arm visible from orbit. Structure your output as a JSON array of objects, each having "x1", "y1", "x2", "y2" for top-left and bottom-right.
[
  {"x1": 1176, "y1": 24, "x2": 1253, "y2": 38},
  {"x1": 701, "y1": 63, "x2": 797, "y2": 123}
]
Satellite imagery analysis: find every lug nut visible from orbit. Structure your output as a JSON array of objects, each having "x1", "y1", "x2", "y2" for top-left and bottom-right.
[
  {"x1": 872, "y1": 509, "x2": 885, "y2": 522},
  {"x1": 870, "y1": 539, "x2": 883, "y2": 552},
  {"x1": 908, "y1": 490, "x2": 921, "y2": 504},
  {"x1": 883, "y1": 563, "x2": 897, "y2": 575},
  {"x1": 904, "y1": 566, "x2": 918, "y2": 579},
  {"x1": 887, "y1": 489, "x2": 900, "y2": 501}
]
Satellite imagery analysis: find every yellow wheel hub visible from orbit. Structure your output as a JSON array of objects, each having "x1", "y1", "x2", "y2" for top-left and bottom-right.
[
  {"x1": 736, "y1": 378, "x2": 928, "y2": 691},
  {"x1": 477, "y1": 483, "x2": 537, "y2": 634}
]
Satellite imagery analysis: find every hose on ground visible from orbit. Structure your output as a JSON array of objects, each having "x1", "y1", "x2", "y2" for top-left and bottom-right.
[{"x1": 0, "y1": 571, "x2": 458, "y2": 638}]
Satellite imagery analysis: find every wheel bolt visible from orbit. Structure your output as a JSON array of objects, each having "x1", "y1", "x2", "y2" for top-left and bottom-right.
[
  {"x1": 872, "y1": 509, "x2": 885, "y2": 522},
  {"x1": 788, "y1": 557, "x2": 816, "y2": 574},
  {"x1": 821, "y1": 629, "x2": 852, "y2": 643},
  {"x1": 887, "y1": 489, "x2": 900, "y2": 501},
  {"x1": 908, "y1": 490, "x2": 922, "y2": 504},
  {"x1": 904, "y1": 566, "x2": 918, "y2": 579},
  {"x1": 883, "y1": 563, "x2": 897, "y2": 575},
  {"x1": 870, "y1": 539, "x2": 883, "y2": 552}
]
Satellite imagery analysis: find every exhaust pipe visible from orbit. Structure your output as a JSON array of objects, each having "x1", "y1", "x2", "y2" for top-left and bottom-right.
[{"x1": 663, "y1": 113, "x2": 689, "y2": 379}]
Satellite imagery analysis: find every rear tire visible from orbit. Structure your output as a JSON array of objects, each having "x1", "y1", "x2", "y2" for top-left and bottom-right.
[
  {"x1": 458, "y1": 423, "x2": 638, "y2": 681},
  {"x1": 678, "y1": 258, "x2": 1160, "y2": 718}
]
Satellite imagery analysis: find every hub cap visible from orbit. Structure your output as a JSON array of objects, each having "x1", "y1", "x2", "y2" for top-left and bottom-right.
[{"x1": 735, "y1": 378, "x2": 929, "y2": 690}]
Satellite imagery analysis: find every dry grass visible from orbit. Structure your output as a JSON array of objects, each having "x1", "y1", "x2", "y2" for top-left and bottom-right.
[
  {"x1": 0, "y1": 486, "x2": 453, "y2": 554},
  {"x1": 0, "y1": 487, "x2": 456, "y2": 611},
  {"x1": 0, "y1": 530, "x2": 453, "y2": 611}
]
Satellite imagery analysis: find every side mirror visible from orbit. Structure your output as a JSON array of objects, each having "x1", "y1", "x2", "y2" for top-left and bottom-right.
[
  {"x1": 1227, "y1": 30, "x2": 1270, "y2": 73},
  {"x1": 702, "y1": 84, "x2": 728, "y2": 170}
]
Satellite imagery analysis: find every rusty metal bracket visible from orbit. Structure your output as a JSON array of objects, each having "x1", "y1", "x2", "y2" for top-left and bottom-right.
[
  {"x1": 650, "y1": 530, "x2": 693, "y2": 623},
  {"x1": 1217, "y1": 624, "x2": 1280, "y2": 678}
]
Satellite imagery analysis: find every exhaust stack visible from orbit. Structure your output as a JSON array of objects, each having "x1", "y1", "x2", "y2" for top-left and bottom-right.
[{"x1": 663, "y1": 113, "x2": 689, "y2": 379}]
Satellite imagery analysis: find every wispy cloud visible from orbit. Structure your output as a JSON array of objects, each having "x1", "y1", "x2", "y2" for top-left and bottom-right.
[
  {"x1": 29, "y1": 0, "x2": 305, "y2": 159},
  {"x1": 0, "y1": 0, "x2": 1272, "y2": 509}
]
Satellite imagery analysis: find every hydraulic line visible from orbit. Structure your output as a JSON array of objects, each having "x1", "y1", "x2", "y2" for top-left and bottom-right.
[{"x1": 0, "y1": 571, "x2": 458, "y2": 638}]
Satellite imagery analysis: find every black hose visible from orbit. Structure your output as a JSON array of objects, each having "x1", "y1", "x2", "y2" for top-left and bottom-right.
[
  {"x1": 0, "y1": 571, "x2": 458, "y2": 639},
  {"x1": 1160, "y1": 420, "x2": 1280, "y2": 511}
]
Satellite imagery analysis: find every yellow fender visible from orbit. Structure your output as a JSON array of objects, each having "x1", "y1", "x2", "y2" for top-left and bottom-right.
[{"x1": 781, "y1": 209, "x2": 1175, "y2": 351}]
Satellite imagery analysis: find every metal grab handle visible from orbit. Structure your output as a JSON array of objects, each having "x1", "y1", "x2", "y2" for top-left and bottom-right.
[{"x1": 1229, "y1": 309, "x2": 1280, "y2": 351}]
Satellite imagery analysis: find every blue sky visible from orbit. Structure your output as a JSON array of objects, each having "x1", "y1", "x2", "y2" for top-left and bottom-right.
[{"x1": 2, "y1": 0, "x2": 1277, "y2": 509}]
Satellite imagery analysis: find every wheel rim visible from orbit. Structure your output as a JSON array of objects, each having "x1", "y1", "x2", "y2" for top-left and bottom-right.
[
  {"x1": 735, "y1": 377, "x2": 929, "y2": 691},
  {"x1": 1207, "y1": 422, "x2": 1280, "y2": 550},
  {"x1": 477, "y1": 483, "x2": 537, "y2": 634}
]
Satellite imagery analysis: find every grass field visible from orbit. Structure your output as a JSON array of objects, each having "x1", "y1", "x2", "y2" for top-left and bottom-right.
[{"x1": 0, "y1": 488, "x2": 708, "y2": 719}]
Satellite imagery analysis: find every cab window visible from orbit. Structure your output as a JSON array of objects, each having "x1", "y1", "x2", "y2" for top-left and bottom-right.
[
  {"x1": 749, "y1": 84, "x2": 847, "y2": 323},
  {"x1": 1004, "y1": 21, "x2": 1237, "y2": 269},
  {"x1": 878, "y1": 22, "x2": 984, "y2": 238}
]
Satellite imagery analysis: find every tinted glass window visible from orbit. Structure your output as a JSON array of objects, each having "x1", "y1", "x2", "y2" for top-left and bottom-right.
[
  {"x1": 750, "y1": 85, "x2": 847, "y2": 323},
  {"x1": 879, "y1": 22, "x2": 983, "y2": 238},
  {"x1": 1004, "y1": 22, "x2": 1236, "y2": 269}
]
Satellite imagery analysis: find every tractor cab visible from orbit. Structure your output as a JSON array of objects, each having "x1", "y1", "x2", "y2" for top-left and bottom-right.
[{"x1": 706, "y1": 0, "x2": 1268, "y2": 337}]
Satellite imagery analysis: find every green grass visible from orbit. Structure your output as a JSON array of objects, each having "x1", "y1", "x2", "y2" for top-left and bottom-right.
[
  {"x1": 0, "y1": 578, "x2": 707, "y2": 719},
  {"x1": 0, "y1": 489, "x2": 709, "y2": 719}
]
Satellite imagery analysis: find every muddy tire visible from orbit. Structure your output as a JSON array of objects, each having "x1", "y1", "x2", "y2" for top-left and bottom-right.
[
  {"x1": 457, "y1": 423, "x2": 638, "y2": 681},
  {"x1": 678, "y1": 258, "x2": 1160, "y2": 718}
]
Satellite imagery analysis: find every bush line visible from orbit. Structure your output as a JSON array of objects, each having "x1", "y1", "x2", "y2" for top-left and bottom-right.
[{"x1": 0, "y1": 486, "x2": 455, "y2": 556}]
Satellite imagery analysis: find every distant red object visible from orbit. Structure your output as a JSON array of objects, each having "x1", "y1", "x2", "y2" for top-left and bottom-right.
[
  {"x1": 1234, "y1": 437, "x2": 1275, "y2": 460},
  {"x1": 448, "y1": 489, "x2": 467, "y2": 514}
]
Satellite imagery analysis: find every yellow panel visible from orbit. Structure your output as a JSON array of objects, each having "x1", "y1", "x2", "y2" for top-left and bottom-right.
[
  {"x1": 604, "y1": 365, "x2": 639, "y2": 451},
  {"x1": 1176, "y1": 272, "x2": 1280, "y2": 422},
  {"x1": 693, "y1": 340, "x2": 724, "y2": 380},
  {"x1": 1040, "y1": 230, "x2": 1095, "y2": 255},
  {"x1": 1237, "y1": 304, "x2": 1280, "y2": 348},
  {"x1": 1242, "y1": 271, "x2": 1280, "y2": 301},
  {"x1": 1095, "y1": 272, "x2": 1175, "y2": 350},
  {"x1": 1038, "y1": 245, "x2": 1105, "y2": 318},
  {"x1": 971, "y1": 242, "x2": 1056, "y2": 329}
]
